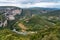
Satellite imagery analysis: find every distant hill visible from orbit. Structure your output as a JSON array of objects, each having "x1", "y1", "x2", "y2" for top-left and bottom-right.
[
  {"x1": 0, "y1": 6, "x2": 20, "y2": 9},
  {"x1": 21, "y1": 7, "x2": 60, "y2": 18},
  {"x1": 42, "y1": 10, "x2": 60, "y2": 16},
  {"x1": 24, "y1": 7, "x2": 60, "y2": 10},
  {"x1": 0, "y1": 6, "x2": 60, "y2": 18}
]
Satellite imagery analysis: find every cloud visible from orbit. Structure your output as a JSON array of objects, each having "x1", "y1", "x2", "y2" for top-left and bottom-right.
[
  {"x1": 18, "y1": 2, "x2": 60, "y2": 8},
  {"x1": 0, "y1": 0, "x2": 60, "y2": 8},
  {"x1": 0, "y1": 0, "x2": 59, "y2": 4}
]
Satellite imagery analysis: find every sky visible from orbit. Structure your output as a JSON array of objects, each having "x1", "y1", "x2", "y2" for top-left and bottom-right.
[{"x1": 0, "y1": 0, "x2": 60, "y2": 8}]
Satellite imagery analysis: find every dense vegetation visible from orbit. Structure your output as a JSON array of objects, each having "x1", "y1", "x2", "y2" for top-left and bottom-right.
[
  {"x1": 0, "y1": 8, "x2": 60, "y2": 40},
  {"x1": 0, "y1": 29, "x2": 30, "y2": 40},
  {"x1": 0, "y1": 15, "x2": 60, "y2": 40},
  {"x1": 0, "y1": 13, "x2": 6, "y2": 21}
]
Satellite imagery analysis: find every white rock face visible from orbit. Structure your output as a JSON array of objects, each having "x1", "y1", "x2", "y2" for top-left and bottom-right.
[
  {"x1": 3, "y1": 20, "x2": 7, "y2": 27},
  {"x1": 8, "y1": 15, "x2": 15, "y2": 20},
  {"x1": 12, "y1": 9, "x2": 22, "y2": 15}
]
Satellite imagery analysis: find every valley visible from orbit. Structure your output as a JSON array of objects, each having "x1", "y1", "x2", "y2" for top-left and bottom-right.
[{"x1": 0, "y1": 6, "x2": 60, "y2": 40}]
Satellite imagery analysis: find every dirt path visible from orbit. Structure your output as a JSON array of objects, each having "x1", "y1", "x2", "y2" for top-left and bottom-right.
[{"x1": 18, "y1": 23, "x2": 28, "y2": 32}]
